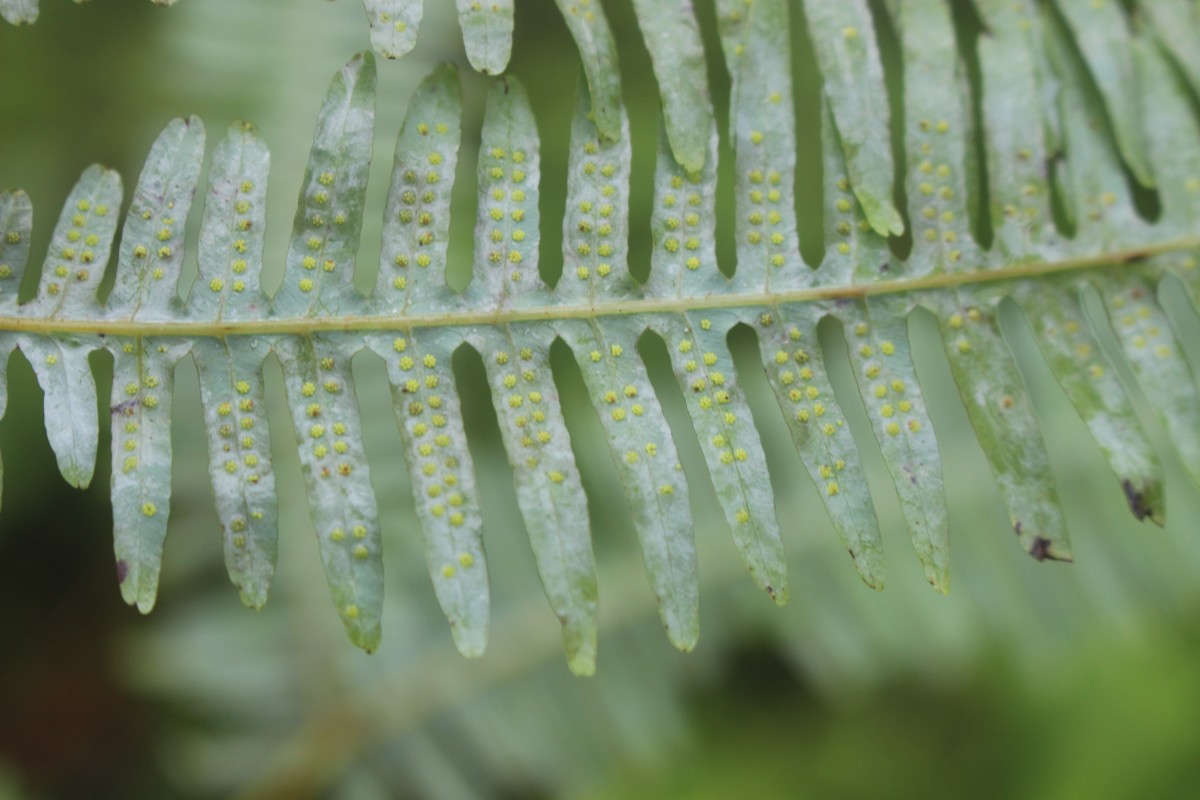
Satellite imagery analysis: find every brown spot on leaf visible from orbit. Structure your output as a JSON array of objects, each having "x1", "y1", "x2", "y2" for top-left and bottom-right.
[
  {"x1": 1122, "y1": 479, "x2": 1152, "y2": 522},
  {"x1": 115, "y1": 560, "x2": 128, "y2": 584},
  {"x1": 1029, "y1": 536, "x2": 1052, "y2": 561}
]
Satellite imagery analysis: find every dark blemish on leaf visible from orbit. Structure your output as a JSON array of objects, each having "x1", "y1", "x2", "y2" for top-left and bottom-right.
[
  {"x1": 1013, "y1": 520, "x2": 1023, "y2": 537},
  {"x1": 1029, "y1": 536, "x2": 1051, "y2": 561},
  {"x1": 110, "y1": 398, "x2": 139, "y2": 416},
  {"x1": 116, "y1": 559, "x2": 128, "y2": 583},
  {"x1": 1122, "y1": 479, "x2": 1152, "y2": 521},
  {"x1": 879, "y1": 262, "x2": 890, "y2": 273},
  {"x1": 1122, "y1": 252, "x2": 1148, "y2": 265}
]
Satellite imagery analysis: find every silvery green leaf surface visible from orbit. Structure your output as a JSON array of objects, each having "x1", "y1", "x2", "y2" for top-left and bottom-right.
[
  {"x1": 194, "y1": 338, "x2": 278, "y2": 609},
  {"x1": 474, "y1": 324, "x2": 599, "y2": 675},
  {"x1": 376, "y1": 63, "x2": 462, "y2": 315},
  {"x1": 715, "y1": 0, "x2": 803, "y2": 294},
  {"x1": 362, "y1": 0, "x2": 422, "y2": 60},
  {"x1": 800, "y1": 0, "x2": 904, "y2": 237},
  {"x1": 653, "y1": 311, "x2": 788, "y2": 606},
  {"x1": 552, "y1": 0, "x2": 623, "y2": 142},
  {"x1": 630, "y1": 0, "x2": 711, "y2": 173},
  {"x1": 110, "y1": 337, "x2": 188, "y2": 613},
  {"x1": 842, "y1": 303, "x2": 950, "y2": 592},
  {"x1": 108, "y1": 117, "x2": 205, "y2": 320},
  {"x1": 456, "y1": 0, "x2": 514, "y2": 75},
  {"x1": 557, "y1": 76, "x2": 632, "y2": 303},
  {"x1": 0, "y1": 0, "x2": 35, "y2": 25},
  {"x1": 274, "y1": 52, "x2": 376, "y2": 318},
  {"x1": 368, "y1": 329, "x2": 490, "y2": 658},
  {"x1": 467, "y1": 77, "x2": 540, "y2": 310},
  {"x1": 276, "y1": 335, "x2": 384, "y2": 652},
  {"x1": 0, "y1": 190, "x2": 32, "y2": 309},
  {"x1": 2, "y1": 0, "x2": 1200, "y2": 675},
  {"x1": 193, "y1": 122, "x2": 270, "y2": 321},
  {"x1": 1055, "y1": 0, "x2": 1153, "y2": 187}
]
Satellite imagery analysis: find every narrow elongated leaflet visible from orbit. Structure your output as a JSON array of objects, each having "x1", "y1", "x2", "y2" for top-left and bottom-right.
[
  {"x1": 368, "y1": 330, "x2": 490, "y2": 657},
  {"x1": 1019, "y1": 281, "x2": 1164, "y2": 524},
  {"x1": 756, "y1": 305, "x2": 885, "y2": 588},
  {"x1": 376, "y1": 64, "x2": 462, "y2": 315},
  {"x1": 715, "y1": 0, "x2": 803, "y2": 294},
  {"x1": 19, "y1": 167, "x2": 121, "y2": 488},
  {"x1": 474, "y1": 323, "x2": 599, "y2": 675},
  {"x1": 562, "y1": 318, "x2": 699, "y2": 651},
  {"x1": 274, "y1": 53, "x2": 376, "y2": 318},
  {"x1": 1055, "y1": 0, "x2": 1153, "y2": 187},
  {"x1": 108, "y1": 117, "x2": 205, "y2": 320},
  {"x1": 630, "y1": 0, "x2": 711, "y2": 173},
  {"x1": 557, "y1": 77, "x2": 632, "y2": 304},
  {"x1": 193, "y1": 121, "x2": 270, "y2": 321},
  {"x1": 843, "y1": 303, "x2": 949, "y2": 592},
  {"x1": 277, "y1": 336, "x2": 384, "y2": 651},
  {"x1": 801, "y1": 0, "x2": 904, "y2": 236},
  {"x1": 654, "y1": 311, "x2": 788, "y2": 605},
  {"x1": 552, "y1": 0, "x2": 623, "y2": 142}
]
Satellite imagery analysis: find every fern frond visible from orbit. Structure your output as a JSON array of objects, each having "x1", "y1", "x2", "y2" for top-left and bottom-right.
[{"x1": 2, "y1": 0, "x2": 1200, "y2": 672}]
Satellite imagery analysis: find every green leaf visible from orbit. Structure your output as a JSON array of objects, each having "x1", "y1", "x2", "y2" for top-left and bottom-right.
[
  {"x1": 467, "y1": 77, "x2": 540, "y2": 309},
  {"x1": 111, "y1": 337, "x2": 186, "y2": 613},
  {"x1": 755, "y1": 307, "x2": 886, "y2": 589},
  {"x1": 194, "y1": 338, "x2": 278, "y2": 609},
  {"x1": 1140, "y1": 0, "x2": 1200, "y2": 99},
  {"x1": 193, "y1": 121, "x2": 271, "y2": 321},
  {"x1": 894, "y1": 0, "x2": 976, "y2": 274},
  {"x1": 801, "y1": 0, "x2": 905, "y2": 237},
  {"x1": 656, "y1": 312, "x2": 788, "y2": 605},
  {"x1": 0, "y1": 190, "x2": 32, "y2": 308},
  {"x1": 842, "y1": 302, "x2": 949, "y2": 593},
  {"x1": 552, "y1": 0, "x2": 623, "y2": 142},
  {"x1": 376, "y1": 63, "x2": 462, "y2": 314},
  {"x1": 274, "y1": 52, "x2": 376, "y2": 317},
  {"x1": 109, "y1": 117, "x2": 205, "y2": 320},
  {"x1": 362, "y1": 0, "x2": 422, "y2": 60},
  {"x1": 557, "y1": 75, "x2": 632, "y2": 303},
  {"x1": 0, "y1": 0, "x2": 36, "y2": 25},
  {"x1": 1055, "y1": 0, "x2": 1154, "y2": 187},
  {"x1": 17, "y1": 167, "x2": 121, "y2": 488},
  {"x1": 368, "y1": 330, "x2": 490, "y2": 658},
  {"x1": 562, "y1": 319, "x2": 699, "y2": 651},
  {"x1": 934, "y1": 288, "x2": 1071, "y2": 560},
  {"x1": 630, "y1": 0, "x2": 711, "y2": 172},
  {"x1": 277, "y1": 336, "x2": 384, "y2": 652},
  {"x1": 715, "y1": 0, "x2": 803, "y2": 293},
  {"x1": 4, "y1": 9, "x2": 1200, "y2": 671},
  {"x1": 456, "y1": 0, "x2": 514, "y2": 75},
  {"x1": 1020, "y1": 280, "x2": 1164, "y2": 525},
  {"x1": 477, "y1": 324, "x2": 599, "y2": 676}
]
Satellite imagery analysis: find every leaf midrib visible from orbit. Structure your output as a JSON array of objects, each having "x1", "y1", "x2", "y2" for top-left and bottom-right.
[{"x1": 1, "y1": 236, "x2": 1193, "y2": 337}]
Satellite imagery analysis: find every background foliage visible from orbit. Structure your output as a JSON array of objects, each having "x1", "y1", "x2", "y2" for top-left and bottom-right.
[{"x1": 1, "y1": 0, "x2": 1200, "y2": 798}]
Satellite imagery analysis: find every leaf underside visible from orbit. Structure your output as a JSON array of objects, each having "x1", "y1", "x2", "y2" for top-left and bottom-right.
[{"x1": 2, "y1": 0, "x2": 1200, "y2": 671}]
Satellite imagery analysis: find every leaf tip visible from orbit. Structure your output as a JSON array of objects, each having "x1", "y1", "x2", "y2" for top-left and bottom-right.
[
  {"x1": 1122, "y1": 478, "x2": 1165, "y2": 527},
  {"x1": 450, "y1": 622, "x2": 489, "y2": 659}
]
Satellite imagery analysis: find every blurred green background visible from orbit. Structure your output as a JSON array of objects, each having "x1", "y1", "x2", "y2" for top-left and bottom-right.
[{"x1": 2, "y1": 1, "x2": 1200, "y2": 798}]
